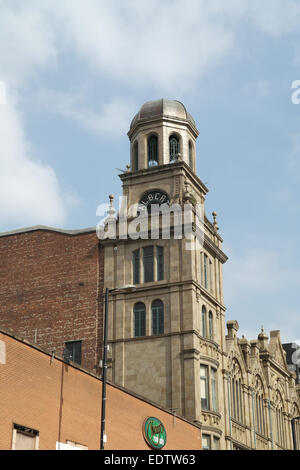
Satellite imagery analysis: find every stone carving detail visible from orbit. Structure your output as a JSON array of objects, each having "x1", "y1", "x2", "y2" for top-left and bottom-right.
[{"x1": 202, "y1": 411, "x2": 221, "y2": 426}]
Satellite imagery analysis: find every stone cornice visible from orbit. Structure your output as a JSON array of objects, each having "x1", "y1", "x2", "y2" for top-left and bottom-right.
[
  {"x1": 128, "y1": 114, "x2": 199, "y2": 140},
  {"x1": 100, "y1": 228, "x2": 228, "y2": 264},
  {"x1": 101, "y1": 279, "x2": 226, "y2": 312},
  {"x1": 120, "y1": 160, "x2": 209, "y2": 195}
]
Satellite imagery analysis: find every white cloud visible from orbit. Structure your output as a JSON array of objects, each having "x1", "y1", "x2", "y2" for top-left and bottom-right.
[
  {"x1": 34, "y1": 89, "x2": 137, "y2": 137},
  {"x1": 38, "y1": 0, "x2": 300, "y2": 92},
  {"x1": 0, "y1": 91, "x2": 67, "y2": 228},
  {"x1": 45, "y1": 0, "x2": 235, "y2": 93},
  {"x1": 1, "y1": 0, "x2": 300, "y2": 228},
  {"x1": 0, "y1": 1, "x2": 56, "y2": 86},
  {"x1": 224, "y1": 247, "x2": 300, "y2": 299}
]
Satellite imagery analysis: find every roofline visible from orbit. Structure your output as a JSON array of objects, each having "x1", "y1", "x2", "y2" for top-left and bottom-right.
[
  {"x1": 0, "y1": 225, "x2": 96, "y2": 238},
  {"x1": 0, "y1": 327, "x2": 201, "y2": 431}
]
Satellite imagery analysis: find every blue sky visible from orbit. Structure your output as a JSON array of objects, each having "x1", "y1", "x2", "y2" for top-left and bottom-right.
[{"x1": 1, "y1": 0, "x2": 300, "y2": 343}]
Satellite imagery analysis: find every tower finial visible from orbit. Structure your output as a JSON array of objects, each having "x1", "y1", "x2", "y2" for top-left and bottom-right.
[
  {"x1": 212, "y1": 211, "x2": 219, "y2": 231},
  {"x1": 107, "y1": 194, "x2": 116, "y2": 219}
]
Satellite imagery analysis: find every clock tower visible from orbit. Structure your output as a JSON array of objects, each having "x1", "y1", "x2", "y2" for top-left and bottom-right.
[{"x1": 102, "y1": 99, "x2": 228, "y2": 437}]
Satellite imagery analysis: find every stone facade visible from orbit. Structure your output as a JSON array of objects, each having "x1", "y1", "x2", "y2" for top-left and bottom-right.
[
  {"x1": 102, "y1": 99, "x2": 300, "y2": 450},
  {"x1": 0, "y1": 98, "x2": 299, "y2": 450}
]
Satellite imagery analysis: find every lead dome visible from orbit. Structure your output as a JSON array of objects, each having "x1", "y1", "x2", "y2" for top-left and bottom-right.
[{"x1": 130, "y1": 99, "x2": 196, "y2": 130}]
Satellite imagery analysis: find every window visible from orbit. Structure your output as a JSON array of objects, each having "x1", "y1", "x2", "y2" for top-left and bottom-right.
[
  {"x1": 275, "y1": 390, "x2": 286, "y2": 448},
  {"x1": 230, "y1": 359, "x2": 243, "y2": 423},
  {"x1": 204, "y1": 254, "x2": 208, "y2": 289},
  {"x1": 200, "y1": 365, "x2": 209, "y2": 410},
  {"x1": 211, "y1": 368, "x2": 218, "y2": 412},
  {"x1": 169, "y1": 135, "x2": 180, "y2": 162},
  {"x1": 254, "y1": 376, "x2": 266, "y2": 436},
  {"x1": 200, "y1": 364, "x2": 218, "y2": 413},
  {"x1": 148, "y1": 135, "x2": 158, "y2": 167},
  {"x1": 292, "y1": 405, "x2": 300, "y2": 450},
  {"x1": 64, "y1": 341, "x2": 82, "y2": 365},
  {"x1": 152, "y1": 300, "x2": 164, "y2": 335},
  {"x1": 157, "y1": 246, "x2": 164, "y2": 281},
  {"x1": 12, "y1": 424, "x2": 39, "y2": 450},
  {"x1": 213, "y1": 436, "x2": 220, "y2": 450},
  {"x1": 189, "y1": 141, "x2": 193, "y2": 169},
  {"x1": 66, "y1": 440, "x2": 88, "y2": 450},
  {"x1": 143, "y1": 246, "x2": 154, "y2": 282},
  {"x1": 134, "y1": 246, "x2": 164, "y2": 284},
  {"x1": 208, "y1": 311, "x2": 213, "y2": 340},
  {"x1": 134, "y1": 141, "x2": 139, "y2": 171},
  {"x1": 133, "y1": 249, "x2": 140, "y2": 284},
  {"x1": 134, "y1": 302, "x2": 146, "y2": 337},
  {"x1": 201, "y1": 253, "x2": 213, "y2": 292},
  {"x1": 202, "y1": 306, "x2": 207, "y2": 338},
  {"x1": 202, "y1": 434, "x2": 211, "y2": 450}
]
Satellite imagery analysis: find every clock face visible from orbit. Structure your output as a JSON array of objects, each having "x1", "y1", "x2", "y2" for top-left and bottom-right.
[{"x1": 138, "y1": 190, "x2": 170, "y2": 213}]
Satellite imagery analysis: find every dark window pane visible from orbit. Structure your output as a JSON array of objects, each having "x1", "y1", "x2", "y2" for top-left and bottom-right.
[
  {"x1": 189, "y1": 142, "x2": 193, "y2": 168},
  {"x1": 134, "y1": 142, "x2": 139, "y2": 171},
  {"x1": 152, "y1": 300, "x2": 164, "y2": 335},
  {"x1": 65, "y1": 341, "x2": 82, "y2": 365},
  {"x1": 202, "y1": 306, "x2": 207, "y2": 338},
  {"x1": 148, "y1": 136, "x2": 158, "y2": 167},
  {"x1": 157, "y1": 246, "x2": 164, "y2": 281},
  {"x1": 169, "y1": 136, "x2": 180, "y2": 162},
  {"x1": 143, "y1": 246, "x2": 154, "y2": 282},
  {"x1": 208, "y1": 311, "x2": 213, "y2": 339},
  {"x1": 204, "y1": 254, "x2": 208, "y2": 289},
  {"x1": 133, "y1": 249, "x2": 140, "y2": 284},
  {"x1": 134, "y1": 302, "x2": 146, "y2": 337}
]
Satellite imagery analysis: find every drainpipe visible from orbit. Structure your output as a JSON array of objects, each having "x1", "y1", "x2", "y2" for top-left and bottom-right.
[{"x1": 100, "y1": 287, "x2": 109, "y2": 450}]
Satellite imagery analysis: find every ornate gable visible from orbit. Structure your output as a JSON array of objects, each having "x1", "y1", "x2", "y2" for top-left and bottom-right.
[{"x1": 269, "y1": 331, "x2": 289, "y2": 371}]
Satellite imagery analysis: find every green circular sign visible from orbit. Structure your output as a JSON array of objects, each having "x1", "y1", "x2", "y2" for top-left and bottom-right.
[{"x1": 143, "y1": 417, "x2": 167, "y2": 450}]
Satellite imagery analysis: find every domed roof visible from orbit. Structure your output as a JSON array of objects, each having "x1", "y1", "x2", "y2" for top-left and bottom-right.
[{"x1": 130, "y1": 99, "x2": 196, "y2": 129}]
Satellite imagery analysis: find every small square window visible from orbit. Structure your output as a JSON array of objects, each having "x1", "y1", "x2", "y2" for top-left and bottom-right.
[
  {"x1": 12, "y1": 424, "x2": 39, "y2": 450},
  {"x1": 64, "y1": 341, "x2": 82, "y2": 365}
]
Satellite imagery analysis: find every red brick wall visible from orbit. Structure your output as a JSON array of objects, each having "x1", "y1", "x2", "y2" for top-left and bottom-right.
[
  {"x1": 0, "y1": 229, "x2": 103, "y2": 372},
  {"x1": 0, "y1": 331, "x2": 202, "y2": 450}
]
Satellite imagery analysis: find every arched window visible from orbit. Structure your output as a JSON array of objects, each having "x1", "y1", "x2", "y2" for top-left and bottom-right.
[
  {"x1": 203, "y1": 254, "x2": 208, "y2": 289},
  {"x1": 292, "y1": 403, "x2": 300, "y2": 450},
  {"x1": 134, "y1": 302, "x2": 146, "y2": 337},
  {"x1": 275, "y1": 390, "x2": 286, "y2": 448},
  {"x1": 208, "y1": 311, "x2": 213, "y2": 340},
  {"x1": 133, "y1": 141, "x2": 139, "y2": 171},
  {"x1": 169, "y1": 135, "x2": 180, "y2": 162},
  {"x1": 189, "y1": 141, "x2": 193, "y2": 169},
  {"x1": 231, "y1": 359, "x2": 243, "y2": 423},
  {"x1": 148, "y1": 135, "x2": 158, "y2": 167},
  {"x1": 202, "y1": 305, "x2": 207, "y2": 338},
  {"x1": 152, "y1": 300, "x2": 164, "y2": 335},
  {"x1": 254, "y1": 376, "x2": 266, "y2": 436}
]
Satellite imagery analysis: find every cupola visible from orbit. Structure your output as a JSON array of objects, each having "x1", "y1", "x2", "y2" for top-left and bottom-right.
[{"x1": 128, "y1": 99, "x2": 199, "y2": 173}]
